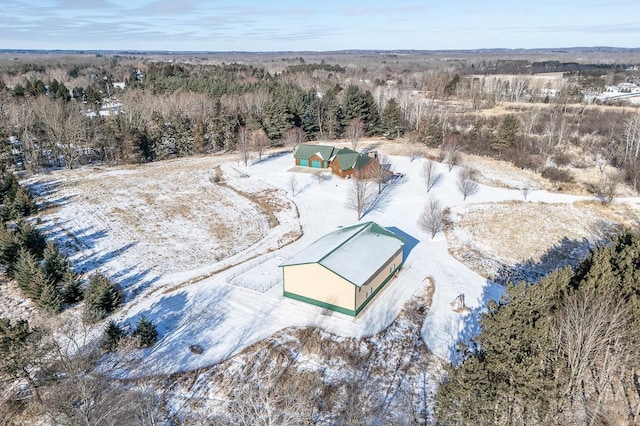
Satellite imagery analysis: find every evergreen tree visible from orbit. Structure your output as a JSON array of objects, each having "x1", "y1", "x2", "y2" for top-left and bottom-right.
[
  {"x1": 60, "y1": 269, "x2": 83, "y2": 305},
  {"x1": 37, "y1": 278, "x2": 62, "y2": 314},
  {"x1": 363, "y1": 91, "x2": 380, "y2": 135},
  {"x1": 16, "y1": 221, "x2": 46, "y2": 259},
  {"x1": 0, "y1": 171, "x2": 19, "y2": 204},
  {"x1": 0, "y1": 225, "x2": 21, "y2": 269},
  {"x1": 380, "y1": 98, "x2": 402, "y2": 138},
  {"x1": 101, "y1": 320, "x2": 124, "y2": 352},
  {"x1": 10, "y1": 186, "x2": 37, "y2": 218},
  {"x1": 491, "y1": 114, "x2": 520, "y2": 155},
  {"x1": 133, "y1": 316, "x2": 158, "y2": 348},
  {"x1": 264, "y1": 98, "x2": 293, "y2": 142},
  {"x1": 0, "y1": 317, "x2": 47, "y2": 403},
  {"x1": 83, "y1": 273, "x2": 123, "y2": 323},
  {"x1": 13, "y1": 248, "x2": 43, "y2": 300},
  {"x1": 425, "y1": 116, "x2": 443, "y2": 147},
  {"x1": 43, "y1": 241, "x2": 69, "y2": 285},
  {"x1": 341, "y1": 85, "x2": 379, "y2": 134}
]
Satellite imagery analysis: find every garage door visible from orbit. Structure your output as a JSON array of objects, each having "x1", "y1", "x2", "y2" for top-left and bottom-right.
[
  {"x1": 311, "y1": 160, "x2": 321, "y2": 168},
  {"x1": 300, "y1": 159, "x2": 309, "y2": 167}
]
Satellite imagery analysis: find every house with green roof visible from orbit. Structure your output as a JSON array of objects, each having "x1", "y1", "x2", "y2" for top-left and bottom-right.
[
  {"x1": 293, "y1": 143, "x2": 336, "y2": 169},
  {"x1": 330, "y1": 147, "x2": 376, "y2": 178},
  {"x1": 280, "y1": 222, "x2": 405, "y2": 316}
]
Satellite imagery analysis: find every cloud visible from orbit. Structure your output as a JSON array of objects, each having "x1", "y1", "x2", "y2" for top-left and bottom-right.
[
  {"x1": 131, "y1": 0, "x2": 199, "y2": 16},
  {"x1": 57, "y1": 0, "x2": 115, "y2": 10}
]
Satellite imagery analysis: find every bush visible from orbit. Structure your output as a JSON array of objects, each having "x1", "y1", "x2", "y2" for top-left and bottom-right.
[
  {"x1": 541, "y1": 167, "x2": 574, "y2": 184},
  {"x1": 133, "y1": 316, "x2": 158, "y2": 348},
  {"x1": 83, "y1": 274, "x2": 123, "y2": 323}
]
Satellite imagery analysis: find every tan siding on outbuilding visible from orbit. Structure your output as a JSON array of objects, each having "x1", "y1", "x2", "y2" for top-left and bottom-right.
[
  {"x1": 355, "y1": 249, "x2": 403, "y2": 310},
  {"x1": 283, "y1": 263, "x2": 355, "y2": 312}
]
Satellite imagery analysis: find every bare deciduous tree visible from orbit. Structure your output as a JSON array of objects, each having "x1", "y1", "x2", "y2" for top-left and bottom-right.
[
  {"x1": 282, "y1": 126, "x2": 306, "y2": 151},
  {"x1": 250, "y1": 128, "x2": 269, "y2": 162},
  {"x1": 346, "y1": 118, "x2": 365, "y2": 151},
  {"x1": 595, "y1": 171, "x2": 619, "y2": 205},
  {"x1": 551, "y1": 291, "x2": 638, "y2": 424},
  {"x1": 236, "y1": 126, "x2": 251, "y2": 167},
  {"x1": 422, "y1": 159, "x2": 440, "y2": 192},
  {"x1": 287, "y1": 174, "x2": 299, "y2": 196},
  {"x1": 347, "y1": 177, "x2": 373, "y2": 220},
  {"x1": 369, "y1": 153, "x2": 391, "y2": 194},
  {"x1": 418, "y1": 197, "x2": 445, "y2": 238},
  {"x1": 457, "y1": 168, "x2": 479, "y2": 200},
  {"x1": 442, "y1": 141, "x2": 460, "y2": 172},
  {"x1": 33, "y1": 97, "x2": 89, "y2": 169},
  {"x1": 624, "y1": 113, "x2": 640, "y2": 162}
]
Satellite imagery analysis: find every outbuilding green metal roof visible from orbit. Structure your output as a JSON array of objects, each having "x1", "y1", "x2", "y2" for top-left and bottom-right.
[
  {"x1": 294, "y1": 144, "x2": 336, "y2": 161},
  {"x1": 280, "y1": 222, "x2": 405, "y2": 287}
]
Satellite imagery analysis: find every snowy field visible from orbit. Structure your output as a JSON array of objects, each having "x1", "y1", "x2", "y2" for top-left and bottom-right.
[{"x1": 24, "y1": 149, "x2": 640, "y2": 375}]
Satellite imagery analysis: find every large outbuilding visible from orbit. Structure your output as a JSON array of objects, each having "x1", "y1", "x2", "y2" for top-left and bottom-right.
[{"x1": 280, "y1": 222, "x2": 405, "y2": 316}]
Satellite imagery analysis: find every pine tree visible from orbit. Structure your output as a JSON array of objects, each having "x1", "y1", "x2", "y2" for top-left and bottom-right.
[
  {"x1": 425, "y1": 116, "x2": 443, "y2": 147},
  {"x1": 43, "y1": 241, "x2": 70, "y2": 285},
  {"x1": 10, "y1": 186, "x2": 37, "y2": 218},
  {"x1": 0, "y1": 225, "x2": 21, "y2": 269},
  {"x1": 380, "y1": 98, "x2": 402, "y2": 138},
  {"x1": 16, "y1": 221, "x2": 46, "y2": 259},
  {"x1": 83, "y1": 273, "x2": 123, "y2": 323},
  {"x1": 37, "y1": 278, "x2": 62, "y2": 314},
  {"x1": 13, "y1": 248, "x2": 43, "y2": 300},
  {"x1": 101, "y1": 320, "x2": 124, "y2": 352},
  {"x1": 134, "y1": 316, "x2": 158, "y2": 348},
  {"x1": 60, "y1": 269, "x2": 83, "y2": 304},
  {"x1": 491, "y1": 114, "x2": 520, "y2": 155}
]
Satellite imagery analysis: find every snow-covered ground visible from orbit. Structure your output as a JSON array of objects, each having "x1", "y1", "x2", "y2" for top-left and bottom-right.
[{"x1": 25, "y1": 150, "x2": 628, "y2": 375}]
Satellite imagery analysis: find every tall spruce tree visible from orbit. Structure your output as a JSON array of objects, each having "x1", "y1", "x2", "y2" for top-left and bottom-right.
[
  {"x1": 43, "y1": 241, "x2": 69, "y2": 285},
  {"x1": 380, "y1": 98, "x2": 402, "y2": 138},
  {"x1": 13, "y1": 248, "x2": 43, "y2": 300}
]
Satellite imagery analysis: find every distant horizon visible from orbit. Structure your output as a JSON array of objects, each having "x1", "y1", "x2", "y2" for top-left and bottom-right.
[
  {"x1": 1, "y1": 46, "x2": 639, "y2": 55},
  {"x1": 2, "y1": 1, "x2": 640, "y2": 53}
]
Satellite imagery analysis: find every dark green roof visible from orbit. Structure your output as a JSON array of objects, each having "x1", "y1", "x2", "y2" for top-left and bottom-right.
[
  {"x1": 294, "y1": 144, "x2": 335, "y2": 161},
  {"x1": 334, "y1": 147, "x2": 372, "y2": 171}
]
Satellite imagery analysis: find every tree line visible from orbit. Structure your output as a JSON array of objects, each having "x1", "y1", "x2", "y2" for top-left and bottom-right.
[{"x1": 435, "y1": 231, "x2": 640, "y2": 424}]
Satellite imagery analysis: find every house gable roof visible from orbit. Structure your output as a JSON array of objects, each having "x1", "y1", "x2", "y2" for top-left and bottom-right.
[
  {"x1": 334, "y1": 147, "x2": 372, "y2": 171},
  {"x1": 280, "y1": 222, "x2": 405, "y2": 287},
  {"x1": 294, "y1": 144, "x2": 335, "y2": 161}
]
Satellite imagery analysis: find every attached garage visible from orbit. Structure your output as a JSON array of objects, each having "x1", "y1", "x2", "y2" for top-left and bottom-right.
[
  {"x1": 293, "y1": 144, "x2": 335, "y2": 169},
  {"x1": 280, "y1": 222, "x2": 405, "y2": 316}
]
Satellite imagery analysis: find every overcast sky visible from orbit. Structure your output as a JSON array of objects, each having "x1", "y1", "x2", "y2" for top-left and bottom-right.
[{"x1": 2, "y1": 0, "x2": 639, "y2": 51}]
